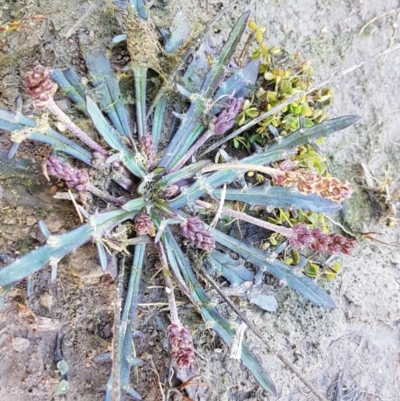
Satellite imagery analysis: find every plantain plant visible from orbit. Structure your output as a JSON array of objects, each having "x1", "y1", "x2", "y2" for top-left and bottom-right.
[{"x1": 0, "y1": 2, "x2": 358, "y2": 399}]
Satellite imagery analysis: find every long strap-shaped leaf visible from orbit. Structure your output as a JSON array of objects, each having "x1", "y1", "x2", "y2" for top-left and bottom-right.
[
  {"x1": 266, "y1": 115, "x2": 360, "y2": 151},
  {"x1": 214, "y1": 185, "x2": 342, "y2": 213},
  {"x1": 0, "y1": 108, "x2": 93, "y2": 165},
  {"x1": 85, "y1": 52, "x2": 133, "y2": 139},
  {"x1": 85, "y1": 96, "x2": 147, "y2": 178},
  {"x1": 210, "y1": 228, "x2": 336, "y2": 309},
  {"x1": 105, "y1": 244, "x2": 145, "y2": 401},
  {"x1": 158, "y1": 12, "x2": 250, "y2": 170},
  {"x1": 168, "y1": 149, "x2": 294, "y2": 209},
  {"x1": 0, "y1": 208, "x2": 140, "y2": 287},
  {"x1": 51, "y1": 68, "x2": 86, "y2": 113},
  {"x1": 163, "y1": 231, "x2": 277, "y2": 395}
]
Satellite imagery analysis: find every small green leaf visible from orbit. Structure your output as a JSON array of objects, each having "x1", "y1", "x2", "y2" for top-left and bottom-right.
[
  {"x1": 57, "y1": 360, "x2": 69, "y2": 376},
  {"x1": 55, "y1": 380, "x2": 69, "y2": 396}
]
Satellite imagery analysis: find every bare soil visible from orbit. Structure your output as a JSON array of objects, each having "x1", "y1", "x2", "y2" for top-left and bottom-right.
[{"x1": 1, "y1": 1, "x2": 399, "y2": 400}]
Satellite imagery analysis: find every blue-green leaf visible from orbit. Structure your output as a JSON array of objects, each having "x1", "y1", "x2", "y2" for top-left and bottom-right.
[
  {"x1": 267, "y1": 115, "x2": 360, "y2": 151},
  {"x1": 210, "y1": 228, "x2": 336, "y2": 309},
  {"x1": 85, "y1": 52, "x2": 133, "y2": 138},
  {"x1": 215, "y1": 185, "x2": 342, "y2": 213},
  {"x1": 208, "y1": 250, "x2": 254, "y2": 285},
  {"x1": 163, "y1": 231, "x2": 277, "y2": 395},
  {"x1": 0, "y1": 209, "x2": 137, "y2": 287}
]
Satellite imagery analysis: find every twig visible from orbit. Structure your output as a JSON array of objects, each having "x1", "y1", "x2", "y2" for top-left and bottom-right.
[
  {"x1": 157, "y1": 242, "x2": 181, "y2": 325},
  {"x1": 359, "y1": 7, "x2": 400, "y2": 37},
  {"x1": 210, "y1": 183, "x2": 226, "y2": 228},
  {"x1": 64, "y1": 2, "x2": 96, "y2": 38},
  {"x1": 201, "y1": 42, "x2": 400, "y2": 156},
  {"x1": 201, "y1": 162, "x2": 281, "y2": 176},
  {"x1": 199, "y1": 266, "x2": 330, "y2": 401},
  {"x1": 197, "y1": 199, "x2": 294, "y2": 237},
  {"x1": 68, "y1": 189, "x2": 84, "y2": 223}
]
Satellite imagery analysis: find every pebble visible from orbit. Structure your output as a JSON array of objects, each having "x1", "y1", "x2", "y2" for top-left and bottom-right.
[
  {"x1": 26, "y1": 216, "x2": 37, "y2": 226},
  {"x1": 40, "y1": 292, "x2": 54, "y2": 311},
  {"x1": 12, "y1": 337, "x2": 30, "y2": 352}
]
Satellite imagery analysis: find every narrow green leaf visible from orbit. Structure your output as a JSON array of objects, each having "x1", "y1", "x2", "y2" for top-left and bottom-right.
[
  {"x1": 210, "y1": 228, "x2": 336, "y2": 309},
  {"x1": 0, "y1": 209, "x2": 136, "y2": 287},
  {"x1": 163, "y1": 231, "x2": 277, "y2": 394},
  {"x1": 85, "y1": 96, "x2": 146, "y2": 178},
  {"x1": 267, "y1": 115, "x2": 360, "y2": 151},
  {"x1": 158, "y1": 12, "x2": 250, "y2": 170},
  {"x1": 215, "y1": 185, "x2": 342, "y2": 213},
  {"x1": 85, "y1": 52, "x2": 133, "y2": 138}
]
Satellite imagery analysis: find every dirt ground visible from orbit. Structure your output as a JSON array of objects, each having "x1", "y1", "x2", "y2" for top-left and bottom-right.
[{"x1": 1, "y1": 0, "x2": 400, "y2": 400}]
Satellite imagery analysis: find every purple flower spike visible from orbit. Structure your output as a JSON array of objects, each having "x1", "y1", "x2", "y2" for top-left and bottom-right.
[
  {"x1": 46, "y1": 155, "x2": 89, "y2": 192},
  {"x1": 213, "y1": 97, "x2": 244, "y2": 135},
  {"x1": 289, "y1": 224, "x2": 356, "y2": 255},
  {"x1": 133, "y1": 213, "x2": 155, "y2": 236},
  {"x1": 180, "y1": 217, "x2": 215, "y2": 251},
  {"x1": 167, "y1": 323, "x2": 196, "y2": 369},
  {"x1": 140, "y1": 134, "x2": 156, "y2": 170},
  {"x1": 25, "y1": 65, "x2": 58, "y2": 110}
]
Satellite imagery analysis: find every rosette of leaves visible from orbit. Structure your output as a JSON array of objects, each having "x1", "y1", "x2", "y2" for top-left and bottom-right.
[{"x1": 0, "y1": 3, "x2": 359, "y2": 399}]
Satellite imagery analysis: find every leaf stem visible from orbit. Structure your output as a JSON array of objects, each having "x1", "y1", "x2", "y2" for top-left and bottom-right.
[
  {"x1": 196, "y1": 199, "x2": 294, "y2": 237},
  {"x1": 156, "y1": 242, "x2": 181, "y2": 325},
  {"x1": 169, "y1": 130, "x2": 213, "y2": 173},
  {"x1": 46, "y1": 98, "x2": 108, "y2": 156}
]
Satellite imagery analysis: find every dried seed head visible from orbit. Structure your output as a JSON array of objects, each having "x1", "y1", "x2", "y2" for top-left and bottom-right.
[
  {"x1": 25, "y1": 65, "x2": 58, "y2": 109},
  {"x1": 289, "y1": 224, "x2": 356, "y2": 255},
  {"x1": 212, "y1": 97, "x2": 244, "y2": 135},
  {"x1": 273, "y1": 170, "x2": 352, "y2": 203},
  {"x1": 161, "y1": 184, "x2": 180, "y2": 199},
  {"x1": 46, "y1": 155, "x2": 89, "y2": 192},
  {"x1": 167, "y1": 323, "x2": 196, "y2": 369},
  {"x1": 126, "y1": 7, "x2": 160, "y2": 69},
  {"x1": 140, "y1": 134, "x2": 156, "y2": 170},
  {"x1": 133, "y1": 213, "x2": 155, "y2": 236},
  {"x1": 180, "y1": 217, "x2": 215, "y2": 251}
]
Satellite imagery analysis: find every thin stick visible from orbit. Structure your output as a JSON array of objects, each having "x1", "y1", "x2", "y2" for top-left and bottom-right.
[
  {"x1": 199, "y1": 266, "x2": 330, "y2": 401},
  {"x1": 201, "y1": 162, "x2": 281, "y2": 176},
  {"x1": 64, "y1": 2, "x2": 96, "y2": 38},
  {"x1": 210, "y1": 184, "x2": 226, "y2": 228},
  {"x1": 68, "y1": 189, "x2": 84, "y2": 223},
  {"x1": 201, "y1": 42, "x2": 400, "y2": 156},
  {"x1": 197, "y1": 199, "x2": 294, "y2": 237},
  {"x1": 86, "y1": 182, "x2": 125, "y2": 205},
  {"x1": 157, "y1": 242, "x2": 181, "y2": 325}
]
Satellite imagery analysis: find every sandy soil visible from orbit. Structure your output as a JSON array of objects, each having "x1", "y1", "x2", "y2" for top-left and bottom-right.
[{"x1": 0, "y1": 0, "x2": 399, "y2": 400}]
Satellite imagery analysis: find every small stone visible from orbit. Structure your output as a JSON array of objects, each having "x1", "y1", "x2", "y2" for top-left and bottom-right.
[
  {"x1": 12, "y1": 337, "x2": 30, "y2": 352},
  {"x1": 40, "y1": 292, "x2": 53, "y2": 311},
  {"x1": 55, "y1": 121, "x2": 67, "y2": 133},
  {"x1": 26, "y1": 216, "x2": 37, "y2": 226}
]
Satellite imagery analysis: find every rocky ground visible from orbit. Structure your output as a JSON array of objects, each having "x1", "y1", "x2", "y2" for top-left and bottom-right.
[{"x1": 0, "y1": 0, "x2": 399, "y2": 400}]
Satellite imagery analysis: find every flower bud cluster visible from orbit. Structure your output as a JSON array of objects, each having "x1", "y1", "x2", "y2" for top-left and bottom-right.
[
  {"x1": 167, "y1": 323, "x2": 196, "y2": 369},
  {"x1": 273, "y1": 170, "x2": 352, "y2": 203},
  {"x1": 140, "y1": 134, "x2": 156, "y2": 170},
  {"x1": 289, "y1": 224, "x2": 356, "y2": 254},
  {"x1": 46, "y1": 155, "x2": 89, "y2": 192},
  {"x1": 180, "y1": 217, "x2": 215, "y2": 251},
  {"x1": 212, "y1": 97, "x2": 244, "y2": 135},
  {"x1": 133, "y1": 213, "x2": 155, "y2": 236},
  {"x1": 161, "y1": 184, "x2": 180, "y2": 199},
  {"x1": 25, "y1": 65, "x2": 58, "y2": 110}
]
